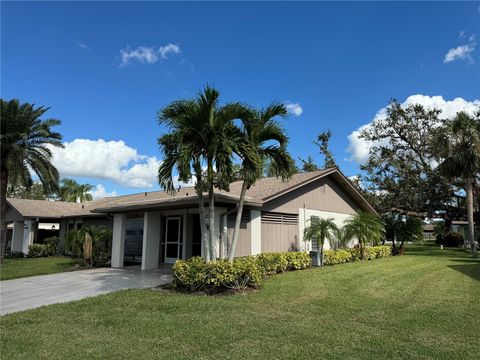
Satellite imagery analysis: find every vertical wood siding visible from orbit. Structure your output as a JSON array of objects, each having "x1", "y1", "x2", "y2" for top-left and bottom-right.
[
  {"x1": 262, "y1": 177, "x2": 360, "y2": 215},
  {"x1": 261, "y1": 222, "x2": 299, "y2": 253}
]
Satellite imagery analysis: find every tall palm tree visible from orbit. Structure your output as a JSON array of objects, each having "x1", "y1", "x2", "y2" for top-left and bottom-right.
[
  {"x1": 0, "y1": 99, "x2": 63, "y2": 260},
  {"x1": 158, "y1": 86, "x2": 251, "y2": 262},
  {"x1": 343, "y1": 211, "x2": 385, "y2": 259},
  {"x1": 228, "y1": 103, "x2": 295, "y2": 260},
  {"x1": 435, "y1": 111, "x2": 480, "y2": 257},
  {"x1": 59, "y1": 178, "x2": 93, "y2": 202},
  {"x1": 303, "y1": 217, "x2": 338, "y2": 266}
]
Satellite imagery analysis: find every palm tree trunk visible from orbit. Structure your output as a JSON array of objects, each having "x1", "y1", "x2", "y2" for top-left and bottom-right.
[
  {"x1": 0, "y1": 165, "x2": 8, "y2": 263},
  {"x1": 466, "y1": 181, "x2": 478, "y2": 257},
  {"x1": 197, "y1": 190, "x2": 210, "y2": 262},
  {"x1": 208, "y1": 184, "x2": 216, "y2": 261},
  {"x1": 228, "y1": 180, "x2": 248, "y2": 261},
  {"x1": 207, "y1": 159, "x2": 216, "y2": 261}
]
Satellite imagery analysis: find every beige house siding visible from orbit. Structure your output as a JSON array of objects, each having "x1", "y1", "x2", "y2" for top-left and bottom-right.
[
  {"x1": 261, "y1": 222, "x2": 298, "y2": 252},
  {"x1": 262, "y1": 176, "x2": 360, "y2": 215},
  {"x1": 227, "y1": 221, "x2": 251, "y2": 257}
]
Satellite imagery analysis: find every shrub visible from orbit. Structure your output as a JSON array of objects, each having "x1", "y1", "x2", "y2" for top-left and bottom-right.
[
  {"x1": 323, "y1": 249, "x2": 352, "y2": 265},
  {"x1": 28, "y1": 244, "x2": 50, "y2": 258},
  {"x1": 172, "y1": 252, "x2": 311, "y2": 293},
  {"x1": 256, "y1": 253, "x2": 289, "y2": 275},
  {"x1": 444, "y1": 232, "x2": 464, "y2": 247},
  {"x1": 284, "y1": 252, "x2": 312, "y2": 270},
  {"x1": 92, "y1": 251, "x2": 111, "y2": 267},
  {"x1": 5, "y1": 251, "x2": 25, "y2": 259},
  {"x1": 172, "y1": 257, "x2": 263, "y2": 292},
  {"x1": 324, "y1": 246, "x2": 391, "y2": 266},
  {"x1": 44, "y1": 236, "x2": 59, "y2": 255}
]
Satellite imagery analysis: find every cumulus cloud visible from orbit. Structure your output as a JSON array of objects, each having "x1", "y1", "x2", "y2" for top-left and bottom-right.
[
  {"x1": 49, "y1": 139, "x2": 161, "y2": 188},
  {"x1": 347, "y1": 95, "x2": 480, "y2": 164},
  {"x1": 444, "y1": 32, "x2": 476, "y2": 64},
  {"x1": 89, "y1": 184, "x2": 117, "y2": 199},
  {"x1": 285, "y1": 102, "x2": 303, "y2": 116},
  {"x1": 119, "y1": 43, "x2": 180, "y2": 67},
  {"x1": 444, "y1": 43, "x2": 476, "y2": 63}
]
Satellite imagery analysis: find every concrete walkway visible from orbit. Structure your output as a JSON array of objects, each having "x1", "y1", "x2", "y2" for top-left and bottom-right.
[{"x1": 0, "y1": 267, "x2": 173, "y2": 315}]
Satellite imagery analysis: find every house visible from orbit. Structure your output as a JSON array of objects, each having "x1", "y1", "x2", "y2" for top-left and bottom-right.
[
  {"x1": 5, "y1": 198, "x2": 112, "y2": 254},
  {"x1": 90, "y1": 168, "x2": 378, "y2": 269},
  {"x1": 5, "y1": 168, "x2": 377, "y2": 265}
]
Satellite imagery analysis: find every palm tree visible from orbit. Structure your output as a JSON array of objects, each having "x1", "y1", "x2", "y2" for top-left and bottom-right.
[
  {"x1": 228, "y1": 103, "x2": 295, "y2": 260},
  {"x1": 0, "y1": 99, "x2": 63, "y2": 261},
  {"x1": 331, "y1": 226, "x2": 350, "y2": 250},
  {"x1": 157, "y1": 86, "x2": 251, "y2": 262},
  {"x1": 435, "y1": 111, "x2": 480, "y2": 257},
  {"x1": 303, "y1": 217, "x2": 338, "y2": 266},
  {"x1": 343, "y1": 211, "x2": 384, "y2": 259},
  {"x1": 59, "y1": 178, "x2": 93, "y2": 202}
]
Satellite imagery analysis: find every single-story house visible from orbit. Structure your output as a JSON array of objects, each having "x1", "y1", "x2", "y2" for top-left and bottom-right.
[
  {"x1": 91, "y1": 168, "x2": 378, "y2": 269},
  {"x1": 5, "y1": 198, "x2": 112, "y2": 254},
  {"x1": 5, "y1": 168, "x2": 378, "y2": 267}
]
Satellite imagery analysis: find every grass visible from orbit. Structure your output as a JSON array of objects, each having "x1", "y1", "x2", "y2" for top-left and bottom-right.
[
  {"x1": 0, "y1": 256, "x2": 80, "y2": 280},
  {"x1": 1, "y1": 243, "x2": 479, "y2": 359}
]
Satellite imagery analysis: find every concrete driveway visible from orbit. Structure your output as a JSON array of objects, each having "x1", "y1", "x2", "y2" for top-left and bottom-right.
[{"x1": 0, "y1": 267, "x2": 172, "y2": 315}]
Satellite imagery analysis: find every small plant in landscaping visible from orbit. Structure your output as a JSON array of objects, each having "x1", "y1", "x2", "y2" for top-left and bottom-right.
[
  {"x1": 443, "y1": 232, "x2": 464, "y2": 248},
  {"x1": 323, "y1": 245, "x2": 392, "y2": 265},
  {"x1": 28, "y1": 244, "x2": 51, "y2": 258}
]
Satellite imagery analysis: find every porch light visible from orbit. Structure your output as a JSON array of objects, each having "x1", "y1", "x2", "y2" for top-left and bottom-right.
[
  {"x1": 51, "y1": 225, "x2": 56, "y2": 230},
  {"x1": 24, "y1": 224, "x2": 28, "y2": 229}
]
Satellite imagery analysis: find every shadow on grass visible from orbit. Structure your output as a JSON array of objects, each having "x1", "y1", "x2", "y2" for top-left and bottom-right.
[
  {"x1": 404, "y1": 244, "x2": 467, "y2": 258},
  {"x1": 448, "y1": 262, "x2": 480, "y2": 282}
]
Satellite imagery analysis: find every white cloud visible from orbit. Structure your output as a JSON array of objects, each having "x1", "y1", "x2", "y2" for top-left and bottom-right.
[
  {"x1": 89, "y1": 184, "x2": 117, "y2": 199},
  {"x1": 347, "y1": 95, "x2": 480, "y2": 164},
  {"x1": 49, "y1": 139, "x2": 161, "y2": 188},
  {"x1": 77, "y1": 41, "x2": 90, "y2": 49},
  {"x1": 444, "y1": 43, "x2": 476, "y2": 63},
  {"x1": 285, "y1": 102, "x2": 303, "y2": 116},
  {"x1": 119, "y1": 43, "x2": 180, "y2": 67}
]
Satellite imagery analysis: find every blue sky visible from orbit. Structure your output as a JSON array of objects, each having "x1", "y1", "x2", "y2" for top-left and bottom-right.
[{"x1": 2, "y1": 1, "x2": 479, "y2": 198}]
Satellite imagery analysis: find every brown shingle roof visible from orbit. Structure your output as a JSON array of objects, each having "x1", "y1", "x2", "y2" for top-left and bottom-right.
[
  {"x1": 7, "y1": 168, "x2": 377, "y2": 217},
  {"x1": 6, "y1": 198, "x2": 85, "y2": 219}
]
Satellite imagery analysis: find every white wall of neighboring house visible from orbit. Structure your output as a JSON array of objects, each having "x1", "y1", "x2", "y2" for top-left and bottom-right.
[{"x1": 298, "y1": 209, "x2": 356, "y2": 252}]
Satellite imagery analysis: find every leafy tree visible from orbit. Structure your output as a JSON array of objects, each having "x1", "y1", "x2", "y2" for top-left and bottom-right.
[
  {"x1": 58, "y1": 178, "x2": 94, "y2": 202},
  {"x1": 434, "y1": 111, "x2": 480, "y2": 257},
  {"x1": 359, "y1": 100, "x2": 452, "y2": 217},
  {"x1": 298, "y1": 155, "x2": 319, "y2": 172},
  {"x1": 314, "y1": 129, "x2": 337, "y2": 168},
  {"x1": 7, "y1": 181, "x2": 50, "y2": 200},
  {"x1": 343, "y1": 211, "x2": 385, "y2": 259},
  {"x1": 158, "y1": 86, "x2": 252, "y2": 262},
  {"x1": 0, "y1": 99, "x2": 63, "y2": 261},
  {"x1": 303, "y1": 217, "x2": 338, "y2": 266},
  {"x1": 229, "y1": 103, "x2": 295, "y2": 260}
]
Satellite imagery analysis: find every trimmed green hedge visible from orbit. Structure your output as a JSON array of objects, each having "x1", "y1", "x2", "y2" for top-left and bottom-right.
[
  {"x1": 324, "y1": 245, "x2": 392, "y2": 265},
  {"x1": 172, "y1": 252, "x2": 311, "y2": 293}
]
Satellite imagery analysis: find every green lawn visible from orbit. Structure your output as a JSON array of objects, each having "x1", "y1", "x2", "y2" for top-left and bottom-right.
[
  {"x1": 0, "y1": 256, "x2": 80, "y2": 280},
  {"x1": 1, "y1": 244, "x2": 479, "y2": 359}
]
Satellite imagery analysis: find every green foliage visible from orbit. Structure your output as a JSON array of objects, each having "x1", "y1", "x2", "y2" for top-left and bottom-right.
[
  {"x1": 5, "y1": 251, "x2": 25, "y2": 259},
  {"x1": 314, "y1": 129, "x2": 337, "y2": 168},
  {"x1": 298, "y1": 155, "x2": 320, "y2": 172},
  {"x1": 443, "y1": 232, "x2": 464, "y2": 248},
  {"x1": 256, "y1": 253, "x2": 289, "y2": 274},
  {"x1": 343, "y1": 211, "x2": 385, "y2": 259},
  {"x1": 66, "y1": 226, "x2": 112, "y2": 267},
  {"x1": 172, "y1": 252, "x2": 312, "y2": 293},
  {"x1": 58, "y1": 178, "x2": 94, "y2": 202},
  {"x1": 44, "y1": 236, "x2": 59, "y2": 255},
  {"x1": 28, "y1": 244, "x2": 51, "y2": 258},
  {"x1": 323, "y1": 246, "x2": 392, "y2": 265}
]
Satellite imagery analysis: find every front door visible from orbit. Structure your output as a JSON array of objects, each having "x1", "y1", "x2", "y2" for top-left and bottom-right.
[{"x1": 164, "y1": 216, "x2": 182, "y2": 263}]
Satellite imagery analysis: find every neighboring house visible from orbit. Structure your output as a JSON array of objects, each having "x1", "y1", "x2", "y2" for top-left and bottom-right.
[
  {"x1": 5, "y1": 198, "x2": 112, "y2": 254},
  {"x1": 4, "y1": 168, "x2": 378, "y2": 266},
  {"x1": 423, "y1": 224, "x2": 435, "y2": 240},
  {"x1": 91, "y1": 168, "x2": 377, "y2": 269}
]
